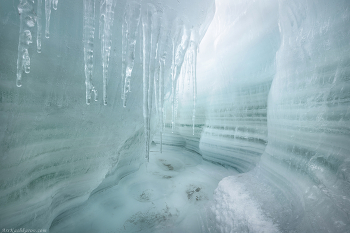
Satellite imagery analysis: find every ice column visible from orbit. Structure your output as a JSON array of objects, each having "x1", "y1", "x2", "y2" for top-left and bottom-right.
[
  {"x1": 142, "y1": 3, "x2": 160, "y2": 161},
  {"x1": 36, "y1": 0, "x2": 42, "y2": 53},
  {"x1": 83, "y1": 0, "x2": 97, "y2": 105},
  {"x1": 121, "y1": 1, "x2": 141, "y2": 107},
  {"x1": 16, "y1": 0, "x2": 36, "y2": 87},
  {"x1": 99, "y1": 0, "x2": 116, "y2": 105},
  {"x1": 44, "y1": 0, "x2": 51, "y2": 38}
]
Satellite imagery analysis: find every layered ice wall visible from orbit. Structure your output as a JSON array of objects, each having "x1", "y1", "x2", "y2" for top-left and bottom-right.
[
  {"x1": 173, "y1": 0, "x2": 349, "y2": 232},
  {"x1": 0, "y1": 0, "x2": 215, "y2": 229},
  {"x1": 164, "y1": 0, "x2": 280, "y2": 173},
  {"x1": 255, "y1": 0, "x2": 350, "y2": 231}
]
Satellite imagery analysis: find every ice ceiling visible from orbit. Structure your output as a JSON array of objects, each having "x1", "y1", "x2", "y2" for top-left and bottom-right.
[{"x1": 0, "y1": 0, "x2": 349, "y2": 232}]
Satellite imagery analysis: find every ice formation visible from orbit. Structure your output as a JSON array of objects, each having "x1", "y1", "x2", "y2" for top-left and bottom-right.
[
  {"x1": 36, "y1": 0, "x2": 42, "y2": 53},
  {"x1": 16, "y1": 0, "x2": 36, "y2": 87},
  {"x1": 0, "y1": 0, "x2": 350, "y2": 232},
  {"x1": 83, "y1": 0, "x2": 98, "y2": 104}
]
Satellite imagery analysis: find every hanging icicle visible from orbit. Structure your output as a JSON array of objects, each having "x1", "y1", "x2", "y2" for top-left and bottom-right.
[
  {"x1": 83, "y1": 0, "x2": 97, "y2": 105},
  {"x1": 100, "y1": 0, "x2": 116, "y2": 105},
  {"x1": 159, "y1": 59, "x2": 165, "y2": 153},
  {"x1": 171, "y1": 41, "x2": 176, "y2": 133},
  {"x1": 190, "y1": 40, "x2": 198, "y2": 136},
  {"x1": 139, "y1": 17, "x2": 143, "y2": 65},
  {"x1": 14, "y1": 0, "x2": 203, "y2": 157},
  {"x1": 121, "y1": 1, "x2": 141, "y2": 107},
  {"x1": 36, "y1": 0, "x2": 42, "y2": 53},
  {"x1": 142, "y1": 3, "x2": 161, "y2": 161},
  {"x1": 44, "y1": 0, "x2": 51, "y2": 38},
  {"x1": 52, "y1": 0, "x2": 58, "y2": 10},
  {"x1": 155, "y1": 21, "x2": 169, "y2": 154},
  {"x1": 142, "y1": 4, "x2": 152, "y2": 162},
  {"x1": 16, "y1": 0, "x2": 36, "y2": 87}
]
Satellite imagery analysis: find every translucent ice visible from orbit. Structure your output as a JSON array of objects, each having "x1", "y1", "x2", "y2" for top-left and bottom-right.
[
  {"x1": 16, "y1": 0, "x2": 36, "y2": 87},
  {"x1": 83, "y1": 0, "x2": 98, "y2": 104},
  {"x1": 1, "y1": 0, "x2": 350, "y2": 232}
]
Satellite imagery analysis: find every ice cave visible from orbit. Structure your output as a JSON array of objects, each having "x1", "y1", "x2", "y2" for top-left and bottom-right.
[{"x1": 0, "y1": 0, "x2": 349, "y2": 232}]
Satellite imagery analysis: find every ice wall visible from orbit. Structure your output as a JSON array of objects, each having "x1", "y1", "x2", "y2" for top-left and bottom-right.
[
  {"x1": 184, "y1": 0, "x2": 349, "y2": 232},
  {"x1": 256, "y1": 0, "x2": 350, "y2": 231},
  {"x1": 0, "y1": 0, "x2": 215, "y2": 229},
  {"x1": 162, "y1": 0, "x2": 280, "y2": 173},
  {"x1": 158, "y1": 0, "x2": 350, "y2": 231}
]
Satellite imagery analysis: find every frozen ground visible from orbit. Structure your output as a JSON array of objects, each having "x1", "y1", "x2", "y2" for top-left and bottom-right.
[{"x1": 49, "y1": 144, "x2": 238, "y2": 233}]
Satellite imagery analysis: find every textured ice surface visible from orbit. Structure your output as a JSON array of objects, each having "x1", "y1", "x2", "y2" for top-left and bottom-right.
[{"x1": 1, "y1": 0, "x2": 350, "y2": 232}]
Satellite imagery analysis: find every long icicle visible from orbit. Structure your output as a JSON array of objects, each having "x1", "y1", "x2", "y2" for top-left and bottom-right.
[
  {"x1": 16, "y1": 0, "x2": 35, "y2": 87},
  {"x1": 152, "y1": 19, "x2": 162, "y2": 116},
  {"x1": 154, "y1": 61, "x2": 159, "y2": 114},
  {"x1": 142, "y1": 5, "x2": 151, "y2": 162},
  {"x1": 156, "y1": 22, "x2": 169, "y2": 153},
  {"x1": 171, "y1": 40, "x2": 175, "y2": 133},
  {"x1": 159, "y1": 59, "x2": 165, "y2": 153},
  {"x1": 142, "y1": 3, "x2": 159, "y2": 161},
  {"x1": 36, "y1": 0, "x2": 42, "y2": 53},
  {"x1": 121, "y1": 2, "x2": 141, "y2": 107},
  {"x1": 83, "y1": 0, "x2": 97, "y2": 105},
  {"x1": 100, "y1": 0, "x2": 115, "y2": 105},
  {"x1": 44, "y1": 0, "x2": 51, "y2": 38},
  {"x1": 121, "y1": 9, "x2": 127, "y2": 102},
  {"x1": 191, "y1": 40, "x2": 198, "y2": 135}
]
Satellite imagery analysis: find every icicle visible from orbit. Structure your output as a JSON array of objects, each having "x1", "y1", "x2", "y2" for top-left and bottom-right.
[
  {"x1": 36, "y1": 0, "x2": 42, "y2": 53},
  {"x1": 139, "y1": 17, "x2": 143, "y2": 63},
  {"x1": 83, "y1": 0, "x2": 97, "y2": 105},
  {"x1": 142, "y1": 5, "x2": 151, "y2": 161},
  {"x1": 52, "y1": 0, "x2": 58, "y2": 10},
  {"x1": 159, "y1": 60, "x2": 165, "y2": 153},
  {"x1": 121, "y1": 11, "x2": 127, "y2": 102},
  {"x1": 142, "y1": 3, "x2": 159, "y2": 161},
  {"x1": 156, "y1": 22, "x2": 169, "y2": 153},
  {"x1": 44, "y1": 0, "x2": 51, "y2": 38},
  {"x1": 191, "y1": 41, "x2": 198, "y2": 135},
  {"x1": 16, "y1": 0, "x2": 35, "y2": 87},
  {"x1": 100, "y1": 0, "x2": 116, "y2": 105},
  {"x1": 171, "y1": 41, "x2": 175, "y2": 133},
  {"x1": 121, "y1": 1, "x2": 141, "y2": 107}
]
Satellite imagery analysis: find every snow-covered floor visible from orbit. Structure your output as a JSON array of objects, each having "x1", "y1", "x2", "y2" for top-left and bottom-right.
[{"x1": 50, "y1": 144, "x2": 238, "y2": 233}]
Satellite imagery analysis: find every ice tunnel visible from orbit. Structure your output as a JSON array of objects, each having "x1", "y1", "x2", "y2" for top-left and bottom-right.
[{"x1": 0, "y1": 0, "x2": 350, "y2": 232}]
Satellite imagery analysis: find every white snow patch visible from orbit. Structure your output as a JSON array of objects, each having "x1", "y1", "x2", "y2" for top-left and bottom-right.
[{"x1": 212, "y1": 176, "x2": 280, "y2": 233}]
